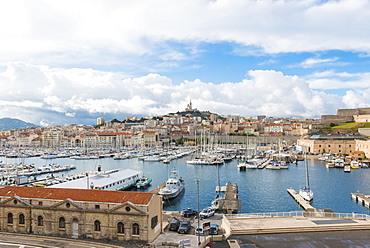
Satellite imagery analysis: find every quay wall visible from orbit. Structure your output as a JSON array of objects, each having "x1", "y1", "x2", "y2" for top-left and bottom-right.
[{"x1": 160, "y1": 135, "x2": 299, "y2": 146}]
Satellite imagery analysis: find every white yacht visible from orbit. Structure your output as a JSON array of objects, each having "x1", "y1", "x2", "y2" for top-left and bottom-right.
[
  {"x1": 299, "y1": 186, "x2": 313, "y2": 201},
  {"x1": 299, "y1": 153, "x2": 313, "y2": 201},
  {"x1": 158, "y1": 168, "x2": 185, "y2": 200}
]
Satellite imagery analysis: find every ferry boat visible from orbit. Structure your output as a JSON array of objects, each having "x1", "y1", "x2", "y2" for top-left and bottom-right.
[
  {"x1": 48, "y1": 168, "x2": 141, "y2": 191},
  {"x1": 158, "y1": 168, "x2": 184, "y2": 200}
]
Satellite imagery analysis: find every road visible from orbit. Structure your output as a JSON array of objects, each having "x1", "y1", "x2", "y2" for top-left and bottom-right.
[{"x1": 0, "y1": 233, "x2": 127, "y2": 248}]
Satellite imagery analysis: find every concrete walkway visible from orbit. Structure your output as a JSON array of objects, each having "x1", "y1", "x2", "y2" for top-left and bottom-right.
[{"x1": 227, "y1": 216, "x2": 370, "y2": 235}]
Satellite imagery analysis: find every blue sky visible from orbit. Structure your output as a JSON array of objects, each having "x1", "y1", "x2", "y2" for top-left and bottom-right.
[{"x1": 1, "y1": 0, "x2": 370, "y2": 126}]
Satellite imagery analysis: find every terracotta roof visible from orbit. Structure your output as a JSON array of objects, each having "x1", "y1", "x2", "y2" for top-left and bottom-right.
[
  {"x1": 0, "y1": 186, "x2": 153, "y2": 205},
  {"x1": 98, "y1": 132, "x2": 131, "y2": 136}
]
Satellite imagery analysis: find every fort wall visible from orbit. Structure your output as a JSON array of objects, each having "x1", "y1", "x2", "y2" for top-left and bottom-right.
[{"x1": 321, "y1": 115, "x2": 354, "y2": 124}]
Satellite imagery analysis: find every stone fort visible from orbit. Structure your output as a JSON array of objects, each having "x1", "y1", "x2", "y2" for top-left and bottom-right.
[{"x1": 321, "y1": 107, "x2": 370, "y2": 124}]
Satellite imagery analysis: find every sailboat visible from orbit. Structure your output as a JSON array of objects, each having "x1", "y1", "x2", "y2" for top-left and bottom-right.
[{"x1": 299, "y1": 152, "x2": 313, "y2": 201}]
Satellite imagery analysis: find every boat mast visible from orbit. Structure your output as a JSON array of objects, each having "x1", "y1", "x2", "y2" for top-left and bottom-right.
[
  {"x1": 217, "y1": 164, "x2": 220, "y2": 197},
  {"x1": 305, "y1": 150, "x2": 310, "y2": 189}
]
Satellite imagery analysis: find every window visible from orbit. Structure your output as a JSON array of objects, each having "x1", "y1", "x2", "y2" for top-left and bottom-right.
[
  {"x1": 7, "y1": 213, "x2": 13, "y2": 224},
  {"x1": 132, "y1": 223, "x2": 139, "y2": 235},
  {"x1": 13, "y1": 200, "x2": 17, "y2": 205},
  {"x1": 38, "y1": 201, "x2": 43, "y2": 206},
  {"x1": 66, "y1": 203, "x2": 71, "y2": 208},
  {"x1": 19, "y1": 214, "x2": 25, "y2": 225},
  {"x1": 125, "y1": 206, "x2": 131, "y2": 212},
  {"x1": 37, "y1": 216, "x2": 43, "y2": 226},
  {"x1": 94, "y1": 220, "x2": 101, "y2": 231},
  {"x1": 95, "y1": 205, "x2": 100, "y2": 209},
  {"x1": 117, "y1": 222, "x2": 124, "y2": 234},
  {"x1": 59, "y1": 217, "x2": 65, "y2": 228},
  {"x1": 151, "y1": 216, "x2": 158, "y2": 229}
]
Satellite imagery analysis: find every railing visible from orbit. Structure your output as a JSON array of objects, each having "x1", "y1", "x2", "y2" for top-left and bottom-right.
[{"x1": 226, "y1": 211, "x2": 370, "y2": 220}]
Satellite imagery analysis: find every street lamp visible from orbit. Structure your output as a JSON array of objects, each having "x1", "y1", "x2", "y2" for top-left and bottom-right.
[{"x1": 195, "y1": 179, "x2": 200, "y2": 246}]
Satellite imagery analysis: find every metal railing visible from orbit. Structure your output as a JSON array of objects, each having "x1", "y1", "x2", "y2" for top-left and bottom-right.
[{"x1": 225, "y1": 211, "x2": 370, "y2": 220}]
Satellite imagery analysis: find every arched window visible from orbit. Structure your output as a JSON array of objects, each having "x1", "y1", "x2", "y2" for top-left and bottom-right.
[
  {"x1": 19, "y1": 214, "x2": 25, "y2": 225},
  {"x1": 94, "y1": 220, "x2": 101, "y2": 231},
  {"x1": 7, "y1": 213, "x2": 13, "y2": 224},
  {"x1": 132, "y1": 223, "x2": 140, "y2": 235},
  {"x1": 37, "y1": 216, "x2": 43, "y2": 226},
  {"x1": 117, "y1": 222, "x2": 124, "y2": 234},
  {"x1": 59, "y1": 217, "x2": 65, "y2": 228}
]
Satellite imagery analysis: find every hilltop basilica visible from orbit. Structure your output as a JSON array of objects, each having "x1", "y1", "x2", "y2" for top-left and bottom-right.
[{"x1": 184, "y1": 100, "x2": 199, "y2": 112}]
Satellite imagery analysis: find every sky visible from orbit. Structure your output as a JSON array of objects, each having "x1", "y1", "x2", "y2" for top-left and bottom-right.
[{"x1": 1, "y1": 0, "x2": 370, "y2": 126}]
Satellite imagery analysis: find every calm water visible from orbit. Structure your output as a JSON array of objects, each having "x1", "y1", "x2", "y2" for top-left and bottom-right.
[{"x1": 10, "y1": 155, "x2": 370, "y2": 215}]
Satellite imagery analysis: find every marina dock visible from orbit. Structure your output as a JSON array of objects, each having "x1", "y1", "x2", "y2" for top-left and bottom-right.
[
  {"x1": 287, "y1": 188, "x2": 315, "y2": 211},
  {"x1": 351, "y1": 193, "x2": 370, "y2": 208},
  {"x1": 150, "y1": 181, "x2": 166, "y2": 194},
  {"x1": 214, "y1": 182, "x2": 242, "y2": 214},
  {"x1": 258, "y1": 159, "x2": 271, "y2": 169}
]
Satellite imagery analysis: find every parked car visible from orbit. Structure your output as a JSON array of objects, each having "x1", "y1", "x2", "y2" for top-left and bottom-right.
[
  {"x1": 168, "y1": 220, "x2": 180, "y2": 231},
  {"x1": 199, "y1": 207, "x2": 215, "y2": 219},
  {"x1": 181, "y1": 208, "x2": 197, "y2": 217},
  {"x1": 209, "y1": 223, "x2": 220, "y2": 235},
  {"x1": 177, "y1": 220, "x2": 191, "y2": 234},
  {"x1": 194, "y1": 226, "x2": 205, "y2": 236}
]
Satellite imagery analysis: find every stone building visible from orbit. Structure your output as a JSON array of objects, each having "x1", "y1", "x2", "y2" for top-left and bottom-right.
[
  {"x1": 0, "y1": 186, "x2": 162, "y2": 243},
  {"x1": 297, "y1": 135, "x2": 363, "y2": 154},
  {"x1": 321, "y1": 107, "x2": 370, "y2": 124}
]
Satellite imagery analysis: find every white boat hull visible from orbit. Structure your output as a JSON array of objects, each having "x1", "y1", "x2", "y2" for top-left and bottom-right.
[{"x1": 299, "y1": 188, "x2": 313, "y2": 201}]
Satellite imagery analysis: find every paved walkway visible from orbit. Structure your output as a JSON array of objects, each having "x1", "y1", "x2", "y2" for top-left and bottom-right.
[{"x1": 228, "y1": 216, "x2": 370, "y2": 234}]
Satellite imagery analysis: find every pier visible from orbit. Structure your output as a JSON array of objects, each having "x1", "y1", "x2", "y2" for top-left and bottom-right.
[
  {"x1": 258, "y1": 159, "x2": 271, "y2": 169},
  {"x1": 150, "y1": 181, "x2": 166, "y2": 194},
  {"x1": 351, "y1": 193, "x2": 370, "y2": 208},
  {"x1": 287, "y1": 188, "x2": 315, "y2": 211},
  {"x1": 214, "y1": 182, "x2": 242, "y2": 214}
]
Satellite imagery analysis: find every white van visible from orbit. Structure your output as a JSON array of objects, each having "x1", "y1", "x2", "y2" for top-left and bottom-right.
[{"x1": 199, "y1": 207, "x2": 215, "y2": 218}]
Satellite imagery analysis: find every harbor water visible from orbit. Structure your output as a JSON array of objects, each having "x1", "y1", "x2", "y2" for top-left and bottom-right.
[{"x1": 6, "y1": 155, "x2": 370, "y2": 215}]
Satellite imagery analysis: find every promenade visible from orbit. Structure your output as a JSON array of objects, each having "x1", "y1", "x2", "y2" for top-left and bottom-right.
[{"x1": 152, "y1": 211, "x2": 370, "y2": 248}]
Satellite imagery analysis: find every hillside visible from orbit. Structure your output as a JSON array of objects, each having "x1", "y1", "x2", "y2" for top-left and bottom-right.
[
  {"x1": 318, "y1": 122, "x2": 370, "y2": 135},
  {"x1": 0, "y1": 118, "x2": 39, "y2": 131}
]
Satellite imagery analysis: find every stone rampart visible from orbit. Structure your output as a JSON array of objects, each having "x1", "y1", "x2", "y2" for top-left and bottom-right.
[
  {"x1": 337, "y1": 109, "x2": 360, "y2": 116},
  {"x1": 358, "y1": 108, "x2": 370, "y2": 115},
  {"x1": 321, "y1": 115, "x2": 354, "y2": 124},
  {"x1": 358, "y1": 128, "x2": 370, "y2": 137},
  {"x1": 354, "y1": 115, "x2": 370, "y2": 123}
]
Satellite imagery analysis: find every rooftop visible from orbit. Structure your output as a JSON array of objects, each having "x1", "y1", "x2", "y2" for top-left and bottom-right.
[{"x1": 0, "y1": 185, "x2": 154, "y2": 205}]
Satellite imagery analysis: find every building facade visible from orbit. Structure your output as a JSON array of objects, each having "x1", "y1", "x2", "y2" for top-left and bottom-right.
[
  {"x1": 0, "y1": 186, "x2": 162, "y2": 242},
  {"x1": 297, "y1": 135, "x2": 363, "y2": 154}
]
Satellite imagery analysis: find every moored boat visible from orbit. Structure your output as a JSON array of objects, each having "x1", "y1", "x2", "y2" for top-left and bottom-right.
[
  {"x1": 299, "y1": 153, "x2": 313, "y2": 202},
  {"x1": 158, "y1": 168, "x2": 184, "y2": 200},
  {"x1": 344, "y1": 165, "x2": 351, "y2": 173},
  {"x1": 136, "y1": 176, "x2": 152, "y2": 189}
]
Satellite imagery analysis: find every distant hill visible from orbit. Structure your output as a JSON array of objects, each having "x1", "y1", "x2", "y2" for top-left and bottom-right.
[{"x1": 0, "y1": 118, "x2": 40, "y2": 131}]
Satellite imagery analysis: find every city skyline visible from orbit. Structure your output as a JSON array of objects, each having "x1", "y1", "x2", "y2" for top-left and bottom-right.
[{"x1": 1, "y1": 0, "x2": 370, "y2": 126}]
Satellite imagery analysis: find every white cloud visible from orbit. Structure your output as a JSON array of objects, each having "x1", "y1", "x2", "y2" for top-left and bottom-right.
[
  {"x1": 1, "y1": 0, "x2": 370, "y2": 67},
  {"x1": 307, "y1": 70, "x2": 370, "y2": 90},
  {"x1": 299, "y1": 57, "x2": 340, "y2": 68},
  {"x1": 3, "y1": 62, "x2": 369, "y2": 125}
]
